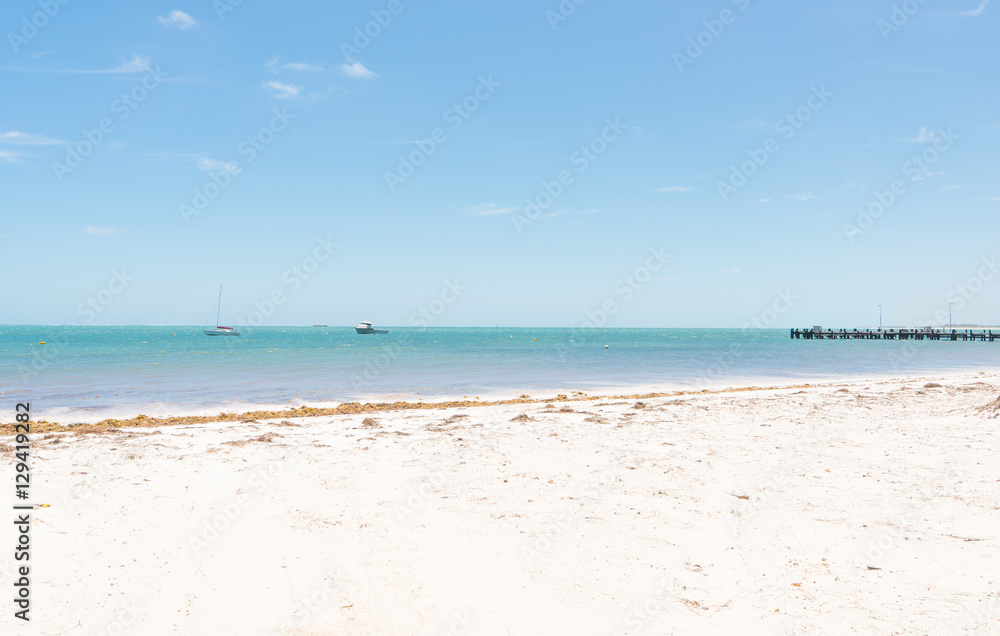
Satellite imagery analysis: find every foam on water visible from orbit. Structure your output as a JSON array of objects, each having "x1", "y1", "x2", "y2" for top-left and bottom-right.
[{"x1": 2, "y1": 325, "x2": 998, "y2": 422}]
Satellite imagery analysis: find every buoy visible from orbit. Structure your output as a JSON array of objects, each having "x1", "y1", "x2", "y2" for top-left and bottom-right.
[
  {"x1": 38, "y1": 341, "x2": 46, "y2": 345},
  {"x1": 533, "y1": 338, "x2": 538, "y2": 341},
  {"x1": 605, "y1": 344, "x2": 609, "y2": 349}
]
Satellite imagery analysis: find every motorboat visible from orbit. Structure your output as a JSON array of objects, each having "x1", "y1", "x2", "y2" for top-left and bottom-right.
[{"x1": 355, "y1": 321, "x2": 388, "y2": 334}]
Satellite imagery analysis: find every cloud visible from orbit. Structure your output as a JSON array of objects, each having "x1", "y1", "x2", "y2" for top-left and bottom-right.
[
  {"x1": 940, "y1": 185, "x2": 963, "y2": 191},
  {"x1": 198, "y1": 158, "x2": 239, "y2": 173},
  {"x1": 983, "y1": 197, "x2": 1000, "y2": 202},
  {"x1": 110, "y1": 55, "x2": 152, "y2": 73},
  {"x1": 19, "y1": 54, "x2": 152, "y2": 74},
  {"x1": 283, "y1": 62, "x2": 324, "y2": 72},
  {"x1": 0, "y1": 131, "x2": 65, "y2": 145},
  {"x1": 903, "y1": 127, "x2": 938, "y2": 143},
  {"x1": 339, "y1": 62, "x2": 377, "y2": 79},
  {"x1": 464, "y1": 203, "x2": 519, "y2": 216},
  {"x1": 787, "y1": 192, "x2": 818, "y2": 201},
  {"x1": 653, "y1": 186, "x2": 693, "y2": 193},
  {"x1": 757, "y1": 198, "x2": 771, "y2": 203},
  {"x1": 734, "y1": 119, "x2": 770, "y2": 129},
  {"x1": 140, "y1": 150, "x2": 206, "y2": 162},
  {"x1": 262, "y1": 80, "x2": 300, "y2": 99},
  {"x1": 157, "y1": 10, "x2": 197, "y2": 30},
  {"x1": 266, "y1": 56, "x2": 325, "y2": 73},
  {"x1": 85, "y1": 226, "x2": 117, "y2": 236},
  {"x1": 0, "y1": 149, "x2": 23, "y2": 164}
]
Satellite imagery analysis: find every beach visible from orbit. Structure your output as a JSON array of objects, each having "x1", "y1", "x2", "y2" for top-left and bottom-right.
[{"x1": 3, "y1": 371, "x2": 999, "y2": 635}]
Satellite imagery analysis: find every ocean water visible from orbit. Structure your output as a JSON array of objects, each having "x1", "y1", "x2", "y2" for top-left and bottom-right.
[{"x1": 2, "y1": 325, "x2": 998, "y2": 422}]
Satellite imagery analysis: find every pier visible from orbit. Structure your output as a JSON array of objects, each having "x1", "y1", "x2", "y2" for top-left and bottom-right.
[{"x1": 791, "y1": 327, "x2": 998, "y2": 341}]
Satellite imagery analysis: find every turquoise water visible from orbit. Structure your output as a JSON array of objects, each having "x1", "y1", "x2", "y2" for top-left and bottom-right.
[{"x1": 1, "y1": 326, "x2": 998, "y2": 421}]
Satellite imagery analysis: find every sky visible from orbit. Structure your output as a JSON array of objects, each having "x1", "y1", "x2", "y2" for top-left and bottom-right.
[{"x1": 1, "y1": 0, "x2": 998, "y2": 328}]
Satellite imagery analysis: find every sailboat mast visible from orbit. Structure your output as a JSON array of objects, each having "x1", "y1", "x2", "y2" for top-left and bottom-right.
[{"x1": 217, "y1": 285, "x2": 223, "y2": 327}]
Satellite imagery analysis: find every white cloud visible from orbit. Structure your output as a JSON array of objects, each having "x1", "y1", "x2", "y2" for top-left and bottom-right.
[
  {"x1": 464, "y1": 203, "x2": 519, "y2": 216},
  {"x1": 903, "y1": 127, "x2": 938, "y2": 143},
  {"x1": 734, "y1": 119, "x2": 770, "y2": 129},
  {"x1": 157, "y1": 10, "x2": 198, "y2": 30},
  {"x1": 0, "y1": 131, "x2": 64, "y2": 145},
  {"x1": 283, "y1": 62, "x2": 324, "y2": 72},
  {"x1": 940, "y1": 185, "x2": 963, "y2": 191},
  {"x1": 22, "y1": 54, "x2": 152, "y2": 74},
  {"x1": 266, "y1": 56, "x2": 324, "y2": 73},
  {"x1": 339, "y1": 62, "x2": 377, "y2": 79},
  {"x1": 262, "y1": 80, "x2": 300, "y2": 99},
  {"x1": 198, "y1": 158, "x2": 239, "y2": 173},
  {"x1": 0, "y1": 149, "x2": 23, "y2": 163},
  {"x1": 757, "y1": 198, "x2": 772, "y2": 203},
  {"x1": 653, "y1": 186, "x2": 693, "y2": 193},
  {"x1": 788, "y1": 192, "x2": 817, "y2": 201},
  {"x1": 983, "y1": 197, "x2": 1000, "y2": 202},
  {"x1": 112, "y1": 55, "x2": 151, "y2": 73},
  {"x1": 85, "y1": 226, "x2": 117, "y2": 236}
]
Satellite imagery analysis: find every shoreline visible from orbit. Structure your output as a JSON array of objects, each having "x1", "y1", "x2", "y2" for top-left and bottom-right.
[
  {"x1": 4, "y1": 368, "x2": 994, "y2": 434},
  {"x1": 12, "y1": 366, "x2": 999, "y2": 633}
]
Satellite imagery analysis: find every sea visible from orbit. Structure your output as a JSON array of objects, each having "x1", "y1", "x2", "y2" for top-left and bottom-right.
[{"x1": 2, "y1": 325, "x2": 998, "y2": 423}]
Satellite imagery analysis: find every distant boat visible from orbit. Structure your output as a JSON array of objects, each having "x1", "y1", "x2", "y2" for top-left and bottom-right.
[
  {"x1": 355, "y1": 321, "x2": 388, "y2": 335},
  {"x1": 204, "y1": 286, "x2": 241, "y2": 336},
  {"x1": 312, "y1": 324, "x2": 328, "y2": 327}
]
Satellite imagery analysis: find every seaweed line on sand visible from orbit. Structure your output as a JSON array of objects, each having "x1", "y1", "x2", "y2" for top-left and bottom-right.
[{"x1": 0, "y1": 383, "x2": 838, "y2": 435}]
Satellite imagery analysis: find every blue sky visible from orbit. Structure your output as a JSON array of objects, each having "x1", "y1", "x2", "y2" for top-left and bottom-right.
[{"x1": 1, "y1": 0, "x2": 998, "y2": 327}]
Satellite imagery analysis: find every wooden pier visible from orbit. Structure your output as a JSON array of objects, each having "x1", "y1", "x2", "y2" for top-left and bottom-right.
[{"x1": 791, "y1": 327, "x2": 998, "y2": 342}]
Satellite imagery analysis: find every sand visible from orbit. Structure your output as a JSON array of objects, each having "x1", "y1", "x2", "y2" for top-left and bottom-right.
[{"x1": 2, "y1": 371, "x2": 999, "y2": 635}]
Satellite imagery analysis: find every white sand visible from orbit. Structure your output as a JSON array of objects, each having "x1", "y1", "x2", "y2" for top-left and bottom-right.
[{"x1": 4, "y1": 371, "x2": 1000, "y2": 635}]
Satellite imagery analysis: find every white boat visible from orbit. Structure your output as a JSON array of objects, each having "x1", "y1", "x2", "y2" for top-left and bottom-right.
[
  {"x1": 355, "y1": 321, "x2": 388, "y2": 335},
  {"x1": 204, "y1": 286, "x2": 241, "y2": 336}
]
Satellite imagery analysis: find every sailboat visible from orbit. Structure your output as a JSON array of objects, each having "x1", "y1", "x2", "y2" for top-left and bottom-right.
[{"x1": 204, "y1": 286, "x2": 241, "y2": 336}]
